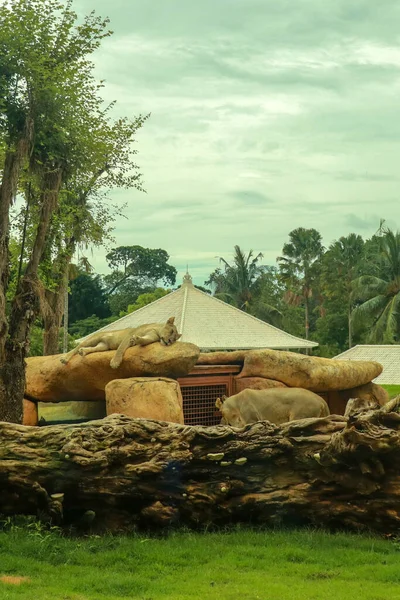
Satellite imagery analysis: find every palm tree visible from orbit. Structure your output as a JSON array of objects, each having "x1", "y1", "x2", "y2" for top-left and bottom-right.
[
  {"x1": 352, "y1": 228, "x2": 400, "y2": 343},
  {"x1": 217, "y1": 245, "x2": 263, "y2": 311},
  {"x1": 322, "y1": 233, "x2": 364, "y2": 348},
  {"x1": 206, "y1": 246, "x2": 282, "y2": 325},
  {"x1": 277, "y1": 228, "x2": 324, "y2": 341}
]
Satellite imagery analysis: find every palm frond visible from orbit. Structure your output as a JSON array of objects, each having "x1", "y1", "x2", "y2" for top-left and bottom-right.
[
  {"x1": 351, "y1": 276, "x2": 387, "y2": 302},
  {"x1": 351, "y1": 294, "x2": 388, "y2": 328}
]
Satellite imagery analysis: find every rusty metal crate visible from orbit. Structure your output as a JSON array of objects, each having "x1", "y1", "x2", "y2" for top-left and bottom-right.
[{"x1": 178, "y1": 367, "x2": 240, "y2": 426}]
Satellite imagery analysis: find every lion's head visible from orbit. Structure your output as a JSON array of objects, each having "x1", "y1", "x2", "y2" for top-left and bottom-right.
[
  {"x1": 215, "y1": 395, "x2": 245, "y2": 427},
  {"x1": 159, "y1": 316, "x2": 182, "y2": 346}
]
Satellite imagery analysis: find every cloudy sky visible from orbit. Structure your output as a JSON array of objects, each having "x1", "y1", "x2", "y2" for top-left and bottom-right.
[{"x1": 78, "y1": 0, "x2": 399, "y2": 287}]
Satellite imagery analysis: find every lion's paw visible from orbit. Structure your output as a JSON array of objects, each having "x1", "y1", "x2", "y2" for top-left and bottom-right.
[{"x1": 110, "y1": 360, "x2": 120, "y2": 369}]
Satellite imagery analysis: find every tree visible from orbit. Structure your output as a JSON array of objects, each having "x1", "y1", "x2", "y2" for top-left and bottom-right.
[
  {"x1": 352, "y1": 228, "x2": 400, "y2": 343},
  {"x1": 205, "y1": 248, "x2": 283, "y2": 325},
  {"x1": 0, "y1": 0, "x2": 114, "y2": 421},
  {"x1": 206, "y1": 245, "x2": 264, "y2": 311},
  {"x1": 107, "y1": 280, "x2": 147, "y2": 316},
  {"x1": 319, "y1": 234, "x2": 364, "y2": 349},
  {"x1": 277, "y1": 228, "x2": 324, "y2": 341},
  {"x1": 123, "y1": 288, "x2": 171, "y2": 316},
  {"x1": 249, "y1": 267, "x2": 284, "y2": 328},
  {"x1": 68, "y1": 314, "x2": 119, "y2": 339},
  {"x1": 104, "y1": 246, "x2": 177, "y2": 300},
  {"x1": 36, "y1": 112, "x2": 147, "y2": 354},
  {"x1": 68, "y1": 273, "x2": 111, "y2": 325}
]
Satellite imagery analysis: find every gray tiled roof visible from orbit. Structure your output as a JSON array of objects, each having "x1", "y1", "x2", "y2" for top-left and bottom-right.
[
  {"x1": 79, "y1": 273, "x2": 317, "y2": 351},
  {"x1": 334, "y1": 345, "x2": 400, "y2": 384}
]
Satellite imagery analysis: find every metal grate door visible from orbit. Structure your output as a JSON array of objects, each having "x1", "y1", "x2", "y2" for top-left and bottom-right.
[{"x1": 181, "y1": 383, "x2": 227, "y2": 426}]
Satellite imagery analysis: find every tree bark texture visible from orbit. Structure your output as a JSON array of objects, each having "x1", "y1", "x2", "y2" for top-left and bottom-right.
[
  {"x1": 41, "y1": 238, "x2": 74, "y2": 355},
  {"x1": 63, "y1": 281, "x2": 69, "y2": 354},
  {"x1": 0, "y1": 132, "x2": 32, "y2": 347},
  {"x1": 1, "y1": 398, "x2": 400, "y2": 533},
  {"x1": 42, "y1": 273, "x2": 67, "y2": 356},
  {"x1": 0, "y1": 167, "x2": 63, "y2": 423},
  {"x1": 0, "y1": 126, "x2": 34, "y2": 423}
]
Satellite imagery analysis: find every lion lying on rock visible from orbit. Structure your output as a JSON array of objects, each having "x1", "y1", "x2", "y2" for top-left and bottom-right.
[{"x1": 60, "y1": 317, "x2": 182, "y2": 369}]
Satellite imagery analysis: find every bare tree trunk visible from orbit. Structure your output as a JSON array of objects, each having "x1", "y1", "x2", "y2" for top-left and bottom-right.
[
  {"x1": 42, "y1": 278, "x2": 66, "y2": 356},
  {"x1": 0, "y1": 167, "x2": 62, "y2": 422},
  {"x1": 42, "y1": 252, "x2": 73, "y2": 356},
  {"x1": 304, "y1": 293, "x2": 310, "y2": 355},
  {"x1": 348, "y1": 304, "x2": 352, "y2": 349},
  {"x1": 0, "y1": 126, "x2": 33, "y2": 422},
  {"x1": 1, "y1": 400, "x2": 400, "y2": 533},
  {"x1": 63, "y1": 277, "x2": 69, "y2": 353}
]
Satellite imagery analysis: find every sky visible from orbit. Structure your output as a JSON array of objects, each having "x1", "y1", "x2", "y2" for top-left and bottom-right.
[{"x1": 77, "y1": 0, "x2": 400, "y2": 287}]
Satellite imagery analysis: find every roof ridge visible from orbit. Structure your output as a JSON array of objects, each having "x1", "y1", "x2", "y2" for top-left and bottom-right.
[
  {"x1": 187, "y1": 285, "x2": 317, "y2": 347},
  {"x1": 77, "y1": 279, "x2": 318, "y2": 349},
  {"x1": 179, "y1": 282, "x2": 189, "y2": 333}
]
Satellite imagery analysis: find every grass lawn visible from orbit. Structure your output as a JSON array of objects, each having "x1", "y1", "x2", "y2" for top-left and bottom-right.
[
  {"x1": 1, "y1": 525, "x2": 400, "y2": 600},
  {"x1": 382, "y1": 384, "x2": 400, "y2": 398}
]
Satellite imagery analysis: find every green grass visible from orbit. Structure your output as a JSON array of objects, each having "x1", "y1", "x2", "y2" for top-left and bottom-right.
[
  {"x1": 381, "y1": 385, "x2": 400, "y2": 398},
  {"x1": 1, "y1": 524, "x2": 400, "y2": 600}
]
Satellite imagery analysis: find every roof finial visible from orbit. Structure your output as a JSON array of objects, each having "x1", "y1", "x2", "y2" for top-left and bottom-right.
[{"x1": 182, "y1": 267, "x2": 193, "y2": 287}]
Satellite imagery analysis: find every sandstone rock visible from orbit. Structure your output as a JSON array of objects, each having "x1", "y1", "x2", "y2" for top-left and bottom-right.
[
  {"x1": 238, "y1": 349, "x2": 383, "y2": 392},
  {"x1": 234, "y1": 376, "x2": 287, "y2": 393},
  {"x1": 26, "y1": 342, "x2": 199, "y2": 403},
  {"x1": 197, "y1": 351, "x2": 248, "y2": 365},
  {"x1": 324, "y1": 382, "x2": 389, "y2": 415},
  {"x1": 22, "y1": 398, "x2": 38, "y2": 426},
  {"x1": 341, "y1": 382, "x2": 389, "y2": 406},
  {"x1": 105, "y1": 377, "x2": 184, "y2": 424}
]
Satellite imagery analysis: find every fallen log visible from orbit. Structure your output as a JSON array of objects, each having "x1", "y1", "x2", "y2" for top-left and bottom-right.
[{"x1": 1, "y1": 398, "x2": 400, "y2": 534}]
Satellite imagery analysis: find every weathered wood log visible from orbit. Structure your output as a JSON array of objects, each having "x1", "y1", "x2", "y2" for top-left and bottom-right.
[{"x1": 1, "y1": 398, "x2": 400, "y2": 534}]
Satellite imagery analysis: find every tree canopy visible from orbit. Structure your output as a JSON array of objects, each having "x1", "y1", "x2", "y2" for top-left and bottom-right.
[
  {"x1": 201, "y1": 225, "x2": 399, "y2": 356},
  {"x1": 0, "y1": 0, "x2": 147, "y2": 422}
]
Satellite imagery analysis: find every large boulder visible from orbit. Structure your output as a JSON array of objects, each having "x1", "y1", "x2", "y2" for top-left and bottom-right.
[
  {"x1": 238, "y1": 349, "x2": 383, "y2": 392},
  {"x1": 197, "y1": 351, "x2": 248, "y2": 365},
  {"x1": 105, "y1": 377, "x2": 184, "y2": 424},
  {"x1": 26, "y1": 342, "x2": 200, "y2": 403},
  {"x1": 342, "y1": 382, "x2": 389, "y2": 406},
  {"x1": 22, "y1": 399, "x2": 38, "y2": 426},
  {"x1": 234, "y1": 376, "x2": 287, "y2": 393},
  {"x1": 325, "y1": 382, "x2": 389, "y2": 415}
]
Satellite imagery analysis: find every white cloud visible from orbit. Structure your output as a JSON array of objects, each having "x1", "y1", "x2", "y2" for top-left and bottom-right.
[{"x1": 71, "y1": 3, "x2": 399, "y2": 288}]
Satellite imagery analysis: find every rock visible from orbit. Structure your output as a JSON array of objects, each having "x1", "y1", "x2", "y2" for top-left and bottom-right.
[
  {"x1": 26, "y1": 342, "x2": 200, "y2": 403},
  {"x1": 197, "y1": 351, "x2": 248, "y2": 365},
  {"x1": 105, "y1": 377, "x2": 184, "y2": 424},
  {"x1": 238, "y1": 349, "x2": 383, "y2": 392},
  {"x1": 234, "y1": 376, "x2": 287, "y2": 393},
  {"x1": 342, "y1": 382, "x2": 389, "y2": 406},
  {"x1": 22, "y1": 398, "x2": 38, "y2": 426},
  {"x1": 324, "y1": 382, "x2": 389, "y2": 415}
]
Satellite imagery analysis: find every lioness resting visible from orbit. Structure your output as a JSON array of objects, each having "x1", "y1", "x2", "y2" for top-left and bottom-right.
[
  {"x1": 60, "y1": 317, "x2": 181, "y2": 369},
  {"x1": 216, "y1": 387, "x2": 329, "y2": 427}
]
